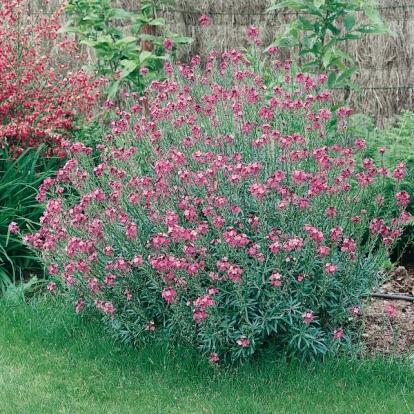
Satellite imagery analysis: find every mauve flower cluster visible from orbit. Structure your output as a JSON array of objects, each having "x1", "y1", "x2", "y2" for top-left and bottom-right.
[{"x1": 25, "y1": 38, "x2": 410, "y2": 363}]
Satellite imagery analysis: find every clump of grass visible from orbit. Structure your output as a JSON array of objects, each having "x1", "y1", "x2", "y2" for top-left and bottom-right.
[{"x1": 0, "y1": 294, "x2": 413, "y2": 414}]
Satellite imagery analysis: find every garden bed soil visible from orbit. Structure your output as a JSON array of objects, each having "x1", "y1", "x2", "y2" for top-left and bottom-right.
[{"x1": 362, "y1": 264, "x2": 414, "y2": 356}]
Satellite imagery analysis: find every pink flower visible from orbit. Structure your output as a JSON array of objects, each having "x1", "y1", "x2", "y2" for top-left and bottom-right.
[
  {"x1": 140, "y1": 67, "x2": 149, "y2": 76},
  {"x1": 209, "y1": 352, "x2": 219, "y2": 363},
  {"x1": 385, "y1": 303, "x2": 397, "y2": 319},
  {"x1": 124, "y1": 289, "x2": 132, "y2": 301},
  {"x1": 349, "y1": 306, "x2": 361, "y2": 319},
  {"x1": 396, "y1": 191, "x2": 410, "y2": 206},
  {"x1": 199, "y1": 14, "x2": 210, "y2": 27},
  {"x1": 162, "y1": 287, "x2": 178, "y2": 304},
  {"x1": 247, "y1": 26, "x2": 259, "y2": 39},
  {"x1": 8, "y1": 222, "x2": 19, "y2": 234},
  {"x1": 75, "y1": 299, "x2": 85, "y2": 314},
  {"x1": 302, "y1": 310, "x2": 314, "y2": 324},
  {"x1": 267, "y1": 45, "x2": 278, "y2": 56},
  {"x1": 145, "y1": 321, "x2": 155, "y2": 331},
  {"x1": 227, "y1": 264, "x2": 243, "y2": 282},
  {"x1": 163, "y1": 38, "x2": 173, "y2": 51},
  {"x1": 269, "y1": 272, "x2": 283, "y2": 286},
  {"x1": 318, "y1": 74, "x2": 328, "y2": 84},
  {"x1": 236, "y1": 335, "x2": 250, "y2": 347},
  {"x1": 333, "y1": 328, "x2": 344, "y2": 339},
  {"x1": 325, "y1": 263, "x2": 338, "y2": 275},
  {"x1": 47, "y1": 282, "x2": 57, "y2": 292}
]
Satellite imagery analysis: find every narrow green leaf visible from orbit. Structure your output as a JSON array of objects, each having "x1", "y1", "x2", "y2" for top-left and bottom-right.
[
  {"x1": 172, "y1": 36, "x2": 194, "y2": 45},
  {"x1": 336, "y1": 66, "x2": 357, "y2": 83},
  {"x1": 338, "y1": 34, "x2": 361, "y2": 41},
  {"x1": 345, "y1": 80, "x2": 363, "y2": 93},
  {"x1": 327, "y1": 71, "x2": 337, "y2": 88},
  {"x1": 266, "y1": 1, "x2": 298, "y2": 12},
  {"x1": 333, "y1": 48, "x2": 353, "y2": 64}
]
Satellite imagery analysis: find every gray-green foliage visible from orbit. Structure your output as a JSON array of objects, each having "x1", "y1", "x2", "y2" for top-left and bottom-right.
[
  {"x1": 60, "y1": 0, "x2": 193, "y2": 98},
  {"x1": 266, "y1": 0, "x2": 393, "y2": 91}
]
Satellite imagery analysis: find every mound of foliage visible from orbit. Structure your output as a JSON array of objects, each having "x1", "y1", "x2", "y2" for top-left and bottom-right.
[{"x1": 25, "y1": 33, "x2": 410, "y2": 363}]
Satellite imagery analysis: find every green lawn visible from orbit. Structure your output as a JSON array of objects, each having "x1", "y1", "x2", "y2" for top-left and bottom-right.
[{"x1": 0, "y1": 295, "x2": 413, "y2": 414}]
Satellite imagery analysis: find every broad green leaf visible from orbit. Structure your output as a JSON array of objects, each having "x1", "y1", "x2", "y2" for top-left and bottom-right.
[
  {"x1": 138, "y1": 34, "x2": 159, "y2": 41},
  {"x1": 57, "y1": 26, "x2": 81, "y2": 34},
  {"x1": 327, "y1": 71, "x2": 337, "y2": 88},
  {"x1": 322, "y1": 50, "x2": 332, "y2": 68},
  {"x1": 108, "y1": 8, "x2": 135, "y2": 19},
  {"x1": 298, "y1": 16, "x2": 313, "y2": 30},
  {"x1": 120, "y1": 59, "x2": 138, "y2": 69},
  {"x1": 114, "y1": 36, "x2": 138, "y2": 47},
  {"x1": 313, "y1": 0, "x2": 325, "y2": 9},
  {"x1": 120, "y1": 62, "x2": 138, "y2": 78},
  {"x1": 139, "y1": 50, "x2": 153, "y2": 63},
  {"x1": 107, "y1": 79, "x2": 121, "y2": 99},
  {"x1": 336, "y1": 66, "x2": 357, "y2": 83},
  {"x1": 344, "y1": 13, "x2": 356, "y2": 31},
  {"x1": 80, "y1": 40, "x2": 98, "y2": 47},
  {"x1": 97, "y1": 35, "x2": 114, "y2": 44},
  {"x1": 148, "y1": 17, "x2": 166, "y2": 26}
]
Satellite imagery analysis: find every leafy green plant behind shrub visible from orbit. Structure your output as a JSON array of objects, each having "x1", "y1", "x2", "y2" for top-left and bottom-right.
[
  {"x1": 0, "y1": 147, "x2": 60, "y2": 290},
  {"x1": 266, "y1": 0, "x2": 393, "y2": 91},
  {"x1": 363, "y1": 111, "x2": 414, "y2": 255},
  {"x1": 61, "y1": 0, "x2": 193, "y2": 99},
  {"x1": 26, "y1": 31, "x2": 410, "y2": 364}
]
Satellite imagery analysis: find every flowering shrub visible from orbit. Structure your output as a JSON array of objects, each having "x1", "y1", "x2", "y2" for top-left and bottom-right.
[
  {"x1": 25, "y1": 42, "x2": 410, "y2": 363},
  {"x1": 0, "y1": 0, "x2": 102, "y2": 157}
]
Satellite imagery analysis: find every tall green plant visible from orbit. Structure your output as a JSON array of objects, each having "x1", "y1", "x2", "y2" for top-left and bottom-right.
[
  {"x1": 0, "y1": 147, "x2": 59, "y2": 290},
  {"x1": 60, "y1": 0, "x2": 193, "y2": 98},
  {"x1": 266, "y1": 0, "x2": 393, "y2": 90}
]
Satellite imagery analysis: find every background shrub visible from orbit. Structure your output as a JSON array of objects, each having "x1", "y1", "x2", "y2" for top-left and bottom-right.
[
  {"x1": 0, "y1": 0, "x2": 102, "y2": 157},
  {"x1": 365, "y1": 110, "x2": 414, "y2": 259},
  {"x1": 27, "y1": 44, "x2": 410, "y2": 364}
]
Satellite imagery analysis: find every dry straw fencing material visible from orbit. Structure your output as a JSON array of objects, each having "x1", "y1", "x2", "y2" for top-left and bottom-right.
[{"x1": 28, "y1": 0, "x2": 413, "y2": 126}]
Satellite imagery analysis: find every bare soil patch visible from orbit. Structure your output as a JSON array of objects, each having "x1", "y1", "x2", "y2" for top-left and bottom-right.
[{"x1": 362, "y1": 265, "x2": 414, "y2": 355}]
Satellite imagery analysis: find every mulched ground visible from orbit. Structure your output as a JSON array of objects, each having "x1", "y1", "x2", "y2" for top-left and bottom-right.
[{"x1": 362, "y1": 264, "x2": 414, "y2": 356}]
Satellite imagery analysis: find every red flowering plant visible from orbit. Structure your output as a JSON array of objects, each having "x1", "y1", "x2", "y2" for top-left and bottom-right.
[
  {"x1": 24, "y1": 35, "x2": 410, "y2": 363},
  {"x1": 0, "y1": 0, "x2": 102, "y2": 157}
]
